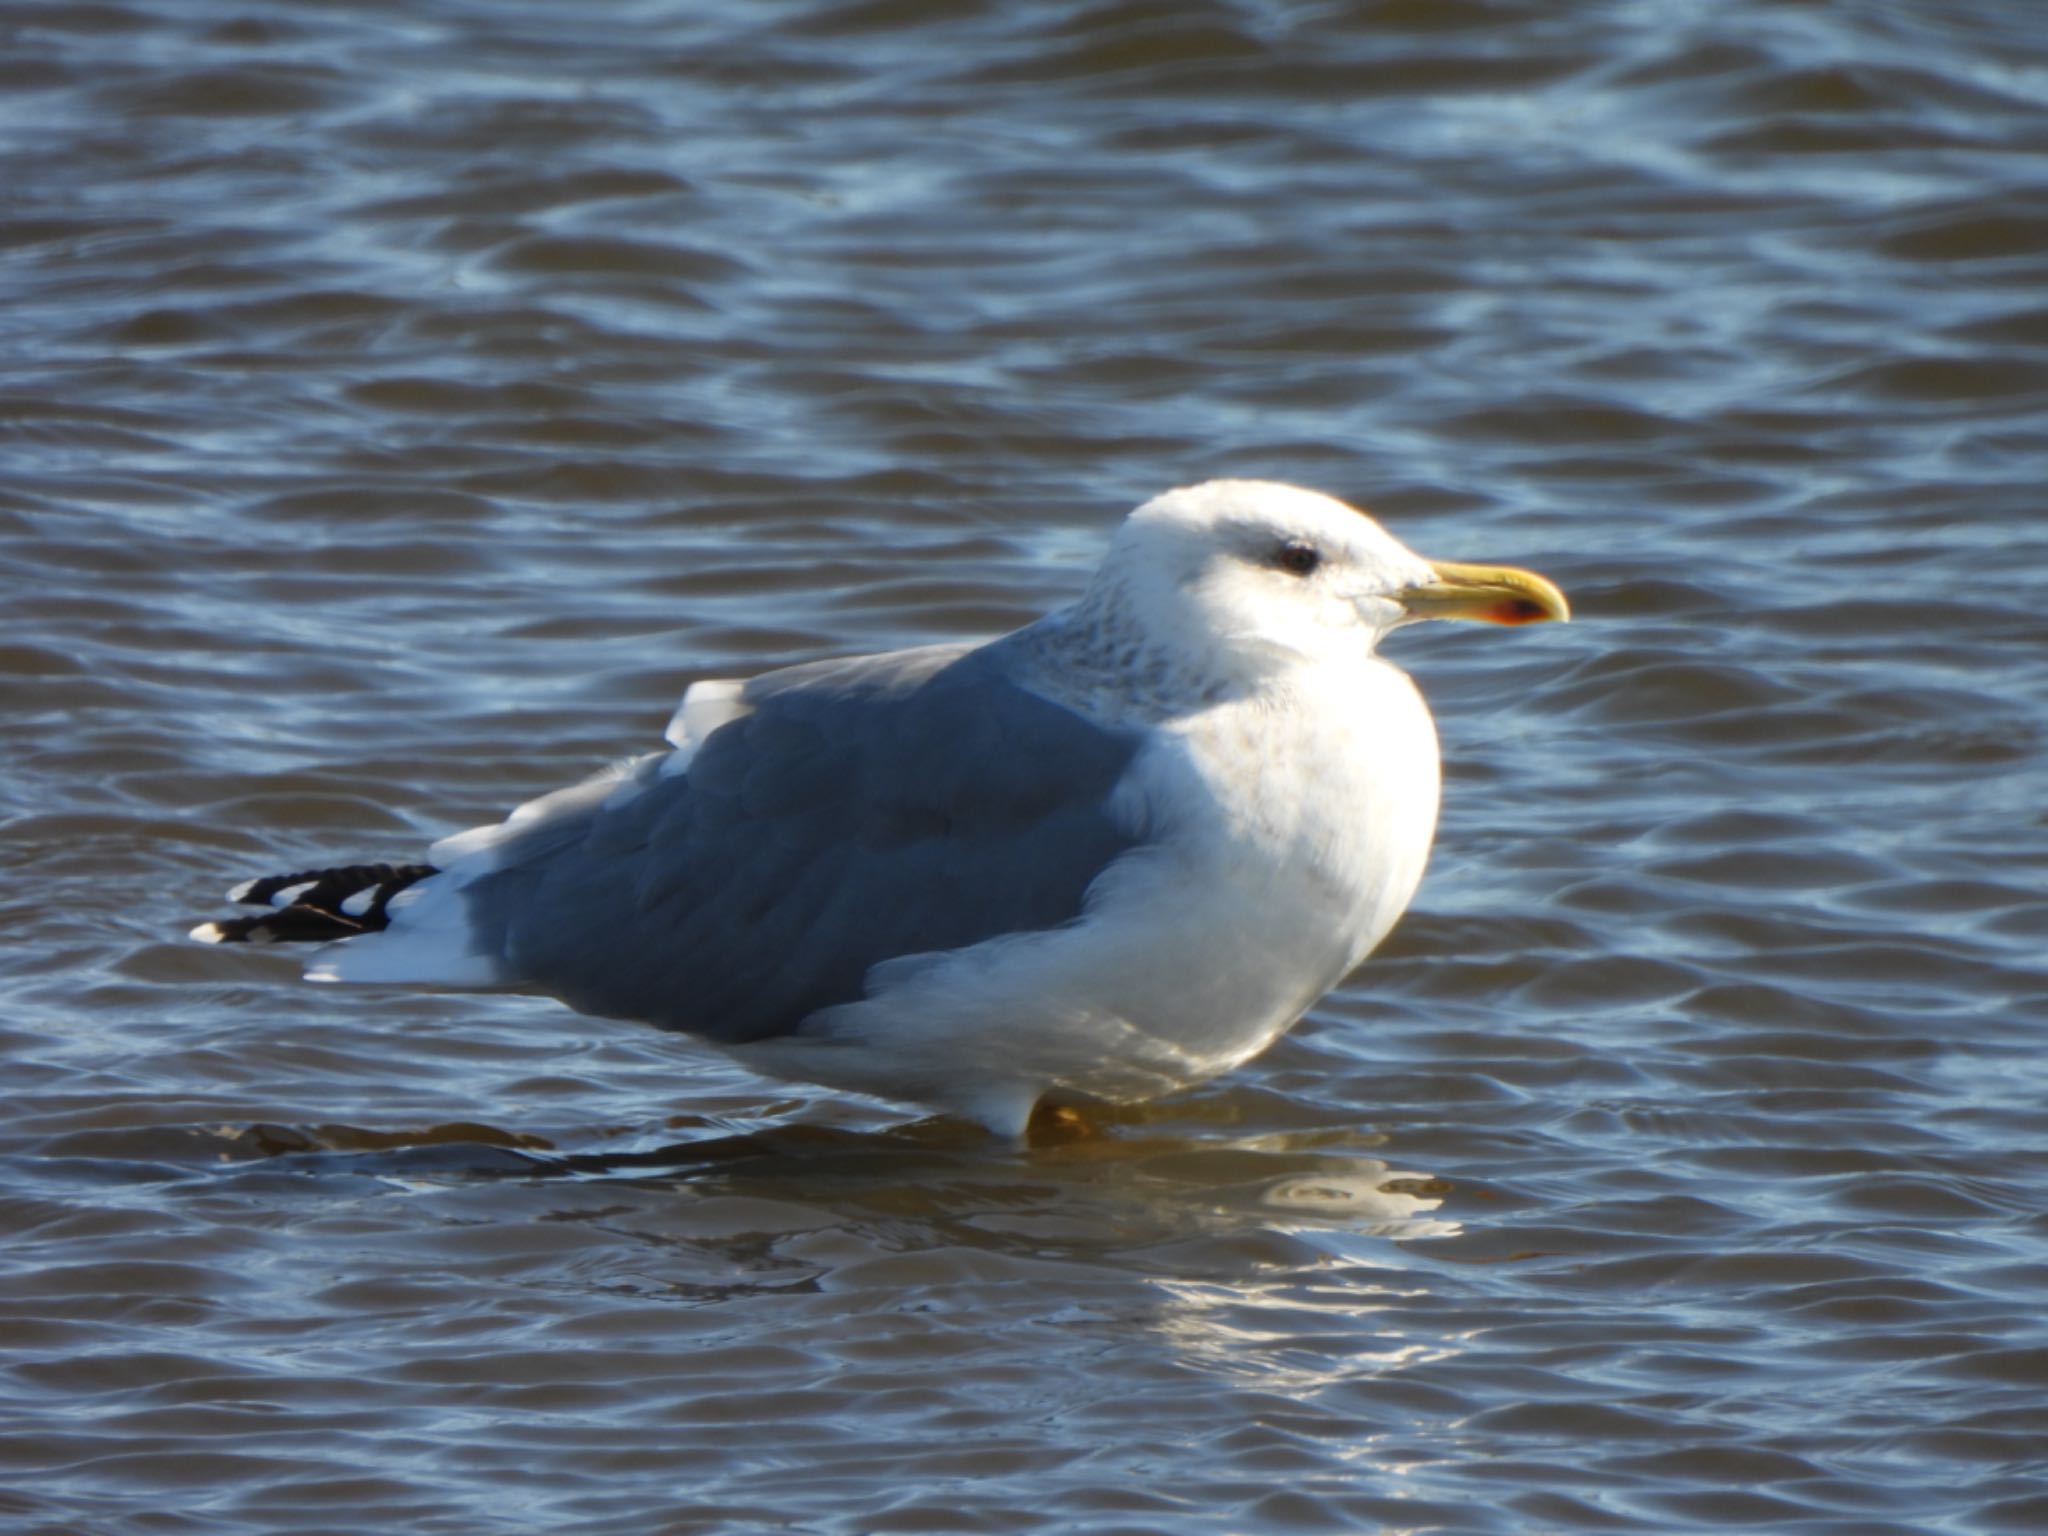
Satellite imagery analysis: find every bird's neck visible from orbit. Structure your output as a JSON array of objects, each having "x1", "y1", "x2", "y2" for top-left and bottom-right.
[{"x1": 1001, "y1": 580, "x2": 1274, "y2": 725}]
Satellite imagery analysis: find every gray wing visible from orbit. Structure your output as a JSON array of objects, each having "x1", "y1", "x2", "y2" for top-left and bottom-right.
[{"x1": 458, "y1": 640, "x2": 1148, "y2": 1044}]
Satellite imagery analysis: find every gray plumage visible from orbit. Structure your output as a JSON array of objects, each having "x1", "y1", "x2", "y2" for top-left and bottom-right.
[{"x1": 460, "y1": 640, "x2": 1147, "y2": 1044}]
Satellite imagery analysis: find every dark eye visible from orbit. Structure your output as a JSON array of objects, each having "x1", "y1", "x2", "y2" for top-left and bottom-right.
[{"x1": 1274, "y1": 540, "x2": 1321, "y2": 577}]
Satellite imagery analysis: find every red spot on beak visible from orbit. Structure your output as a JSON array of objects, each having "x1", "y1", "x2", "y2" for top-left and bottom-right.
[{"x1": 1486, "y1": 597, "x2": 1553, "y2": 625}]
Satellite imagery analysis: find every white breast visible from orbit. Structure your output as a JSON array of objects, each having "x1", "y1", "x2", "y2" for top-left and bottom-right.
[{"x1": 1120, "y1": 651, "x2": 1442, "y2": 1040}]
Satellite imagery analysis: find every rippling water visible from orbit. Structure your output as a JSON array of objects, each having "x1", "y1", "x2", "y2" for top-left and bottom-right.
[{"x1": 7, "y1": 1, "x2": 2048, "y2": 1531}]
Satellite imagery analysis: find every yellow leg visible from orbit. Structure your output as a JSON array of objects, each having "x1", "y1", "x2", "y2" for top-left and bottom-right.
[{"x1": 1027, "y1": 1101, "x2": 1102, "y2": 1146}]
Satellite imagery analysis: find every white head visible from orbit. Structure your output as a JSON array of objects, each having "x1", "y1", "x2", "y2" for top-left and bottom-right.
[{"x1": 1088, "y1": 479, "x2": 1568, "y2": 684}]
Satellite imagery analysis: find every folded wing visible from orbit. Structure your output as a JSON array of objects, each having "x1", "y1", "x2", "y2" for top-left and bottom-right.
[{"x1": 317, "y1": 641, "x2": 1150, "y2": 1046}]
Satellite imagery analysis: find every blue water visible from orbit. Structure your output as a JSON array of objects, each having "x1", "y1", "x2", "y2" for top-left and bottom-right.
[{"x1": 4, "y1": 1, "x2": 2048, "y2": 1531}]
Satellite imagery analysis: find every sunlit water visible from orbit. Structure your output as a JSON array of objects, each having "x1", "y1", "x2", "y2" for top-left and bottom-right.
[{"x1": 5, "y1": 1, "x2": 2048, "y2": 1532}]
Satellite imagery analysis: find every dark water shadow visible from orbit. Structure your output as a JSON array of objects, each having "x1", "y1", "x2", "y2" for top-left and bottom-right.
[
  {"x1": 7, "y1": 1109, "x2": 1459, "y2": 1254},
  {"x1": 220, "y1": 1115, "x2": 990, "y2": 1182},
  {"x1": 198, "y1": 1113, "x2": 1463, "y2": 1246}
]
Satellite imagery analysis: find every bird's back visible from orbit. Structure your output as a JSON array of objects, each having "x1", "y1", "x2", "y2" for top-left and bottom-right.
[{"x1": 346, "y1": 640, "x2": 1151, "y2": 1045}]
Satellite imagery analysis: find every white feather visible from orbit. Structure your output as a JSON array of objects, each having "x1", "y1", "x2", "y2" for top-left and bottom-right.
[
  {"x1": 664, "y1": 676, "x2": 748, "y2": 750},
  {"x1": 304, "y1": 876, "x2": 509, "y2": 986},
  {"x1": 659, "y1": 677, "x2": 750, "y2": 778}
]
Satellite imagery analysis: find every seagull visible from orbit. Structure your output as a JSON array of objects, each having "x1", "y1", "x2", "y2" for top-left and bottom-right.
[{"x1": 192, "y1": 480, "x2": 1568, "y2": 1140}]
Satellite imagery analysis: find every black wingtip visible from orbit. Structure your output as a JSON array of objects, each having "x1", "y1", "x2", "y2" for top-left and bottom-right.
[{"x1": 194, "y1": 862, "x2": 439, "y2": 945}]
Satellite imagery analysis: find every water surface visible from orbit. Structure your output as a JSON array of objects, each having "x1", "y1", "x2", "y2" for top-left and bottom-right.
[{"x1": 5, "y1": 1, "x2": 2048, "y2": 1532}]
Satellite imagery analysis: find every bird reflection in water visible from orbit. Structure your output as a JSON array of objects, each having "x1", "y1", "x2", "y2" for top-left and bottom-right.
[{"x1": 215, "y1": 1110, "x2": 1460, "y2": 1245}]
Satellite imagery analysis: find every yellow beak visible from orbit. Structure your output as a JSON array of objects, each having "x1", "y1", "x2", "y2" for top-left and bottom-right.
[{"x1": 1397, "y1": 559, "x2": 1570, "y2": 626}]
